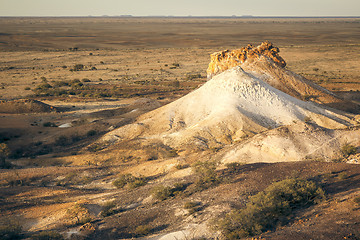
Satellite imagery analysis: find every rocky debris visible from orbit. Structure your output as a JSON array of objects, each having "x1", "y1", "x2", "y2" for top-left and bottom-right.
[
  {"x1": 0, "y1": 99, "x2": 58, "y2": 113},
  {"x1": 207, "y1": 41, "x2": 286, "y2": 79}
]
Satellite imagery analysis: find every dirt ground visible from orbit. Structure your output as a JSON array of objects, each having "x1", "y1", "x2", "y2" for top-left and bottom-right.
[{"x1": 0, "y1": 17, "x2": 360, "y2": 240}]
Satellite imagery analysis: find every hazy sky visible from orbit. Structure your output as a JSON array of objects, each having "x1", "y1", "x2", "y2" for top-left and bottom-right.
[{"x1": 0, "y1": 0, "x2": 359, "y2": 17}]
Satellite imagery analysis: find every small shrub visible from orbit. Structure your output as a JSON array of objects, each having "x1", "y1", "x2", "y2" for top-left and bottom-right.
[
  {"x1": 151, "y1": 183, "x2": 187, "y2": 201},
  {"x1": 55, "y1": 135, "x2": 69, "y2": 146},
  {"x1": 43, "y1": 122, "x2": 57, "y2": 127},
  {"x1": 304, "y1": 116, "x2": 311, "y2": 123},
  {"x1": 134, "y1": 225, "x2": 151, "y2": 236},
  {"x1": 0, "y1": 222, "x2": 22, "y2": 240},
  {"x1": 35, "y1": 82, "x2": 52, "y2": 90},
  {"x1": 113, "y1": 174, "x2": 146, "y2": 189},
  {"x1": 100, "y1": 201, "x2": 119, "y2": 217},
  {"x1": 341, "y1": 143, "x2": 357, "y2": 157},
  {"x1": 193, "y1": 161, "x2": 220, "y2": 190},
  {"x1": 175, "y1": 163, "x2": 189, "y2": 170},
  {"x1": 127, "y1": 178, "x2": 147, "y2": 189},
  {"x1": 151, "y1": 185, "x2": 173, "y2": 201},
  {"x1": 31, "y1": 231, "x2": 64, "y2": 240},
  {"x1": 71, "y1": 64, "x2": 85, "y2": 71},
  {"x1": 186, "y1": 73, "x2": 202, "y2": 80},
  {"x1": 353, "y1": 196, "x2": 360, "y2": 205},
  {"x1": 0, "y1": 143, "x2": 10, "y2": 169},
  {"x1": 337, "y1": 172, "x2": 349, "y2": 180},
  {"x1": 66, "y1": 202, "x2": 91, "y2": 225},
  {"x1": 213, "y1": 178, "x2": 325, "y2": 239},
  {"x1": 183, "y1": 201, "x2": 201, "y2": 215},
  {"x1": 87, "y1": 130, "x2": 97, "y2": 137},
  {"x1": 225, "y1": 162, "x2": 243, "y2": 173}
]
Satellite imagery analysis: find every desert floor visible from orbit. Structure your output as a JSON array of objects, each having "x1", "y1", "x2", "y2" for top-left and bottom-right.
[{"x1": 0, "y1": 17, "x2": 360, "y2": 240}]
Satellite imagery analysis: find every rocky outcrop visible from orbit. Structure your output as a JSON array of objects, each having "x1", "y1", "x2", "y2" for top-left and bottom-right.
[
  {"x1": 207, "y1": 41, "x2": 286, "y2": 79},
  {"x1": 206, "y1": 42, "x2": 360, "y2": 114}
]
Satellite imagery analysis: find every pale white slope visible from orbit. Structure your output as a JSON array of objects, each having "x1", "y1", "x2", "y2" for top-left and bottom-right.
[{"x1": 103, "y1": 66, "x2": 353, "y2": 149}]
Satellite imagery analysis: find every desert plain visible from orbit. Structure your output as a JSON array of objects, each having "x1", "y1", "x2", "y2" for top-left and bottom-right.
[{"x1": 0, "y1": 17, "x2": 360, "y2": 240}]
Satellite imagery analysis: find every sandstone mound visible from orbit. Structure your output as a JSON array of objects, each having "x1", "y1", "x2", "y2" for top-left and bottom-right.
[
  {"x1": 103, "y1": 66, "x2": 355, "y2": 151},
  {"x1": 0, "y1": 99, "x2": 58, "y2": 113},
  {"x1": 207, "y1": 42, "x2": 360, "y2": 113}
]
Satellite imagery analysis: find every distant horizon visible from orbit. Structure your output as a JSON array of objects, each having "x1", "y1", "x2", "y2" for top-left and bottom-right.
[
  {"x1": 1, "y1": 0, "x2": 359, "y2": 18},
  {"x1": 1, "y1": 15, "x2": 359, "y2": 18}
]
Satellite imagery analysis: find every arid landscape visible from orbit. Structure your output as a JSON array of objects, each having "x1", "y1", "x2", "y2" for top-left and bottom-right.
[{"x1": 1, "y1": 17, "x2": 360, "y2": 240}]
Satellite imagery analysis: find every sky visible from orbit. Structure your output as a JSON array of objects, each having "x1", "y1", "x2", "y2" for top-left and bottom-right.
[{"x1": 0, "y1": 0, "x2": 359, "y2": 17}]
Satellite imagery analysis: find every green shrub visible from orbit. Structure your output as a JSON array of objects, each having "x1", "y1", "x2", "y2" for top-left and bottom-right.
[
  {"x1": 71, "y1": 64, "x2": 84, "y2": 71},
  {"x1": 31, "y1": 231, "x2": 63, "y2": 240},
  {"x1": 151, "y1": 183, "x2": 187, "y2": 201},
  {"x1": 113, "y1": 174, "x2": 146, "y2": 189},
  {"x1": 341, "y1": 143, "x2": 357, "y2": 157},
  {"x1": 0, "y1": 222, "x2": 22, "y2": 240},
  {"x1": 214, "y1": 178, "x2": 325, "y2": 239},
  {"x1": 193, "y1": 161, "x2": 220, "y2": 190},
  {"x1": 43, "y1": 122, "x2": 57, "y2": 127},
  {"x1": 183, "y1": 201, "x2": 201, "y2": 215},
  {"x1": 100, "y1": 201, "x2": 119, "y2": 217},
  {"x1": 337, "y1": 172, "x2": 349, "y2": 180},
  {"x1": 353, "y1": 196, "x2": 360, "y2": 205},
  {"x1": 87, "y1": 130, "x2": 97, "y2": 137},
  {"x1": 134, "y1": 225, "x2": 151, "y2": 236},
  {"x1": 225, "y1": 162, "x2": 243, "y2": 173},
  {"x1": 66, "y1": 203, "x2": 91, "y2": 225},
  {"x1": 127, "y1": 178, "x2": 147, "y2": 189},
  {"x1": 186, "y1": 73, "x2": 202, "y2": 80},
  {"x1": 0, "y1": 143, "x2": 10, "y2": 169},
  {"x1": 151, "y1": 185, "x2": 173, "y2": 201},
  {"x1": 55, "y1": 135, "x2": 69, "y2": 146}
]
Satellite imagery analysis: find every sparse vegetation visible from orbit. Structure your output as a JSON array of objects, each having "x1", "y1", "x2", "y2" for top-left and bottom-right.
[
  {"x1": 186, "y1": 73, "x2": 202, "y2": 80},
  {"x1": 31, "y1": 231, "x2": 64, "y2": 240},
  {"x1": 353, "y1": 196, "x2": 360, "y2": 205},
  {"x1": 225, "y1": 162, "x2": 243, "y2": 173},
  {"x1": 134, "y1": 225, "x2": 151, "y2": 236},
  {"x1": 66, "y1": 202, "x2": 92, "y2": 226},
  {"x1": 0, "y1": 222, "x2": 22, "y2": 240},
  {"x1": 43, "y1": 122, "x2": 57, "y2": 127},
  {"x1": 87, "y1": 130, "x2": 97, "y2": 137},
  {"x1": 341, "y1": 143, "x2": 357, "y2": 157},
  {"x1": 213, "y1": 178, "x2": 325, "y2": 239},
  {"x1": 100, "y1": 201, "x2": 120, "y2": 217},
  {"x1": 151, "y1": 183, "x2": 187, "y2": 201},
  {"x1": 70, "y1": 64, "x2": 85, "y2": 71},
  {"x1": 193, "y1": 161, "x2": 220, "y2": 190},
  {"x1": 112, "y1": 174, "x2": 147, "y2": 189},
  {"x1": 183, "y1": 201, "x2": 201, "y2": 215},
  {"x1": 0, "y1": 143, "x2": 11, "y2": 169}
]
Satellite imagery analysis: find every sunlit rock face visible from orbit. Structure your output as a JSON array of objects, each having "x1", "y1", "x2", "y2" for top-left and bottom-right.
[{"x1": 207, "y1": 41, "x2": 286, "y2": 79}]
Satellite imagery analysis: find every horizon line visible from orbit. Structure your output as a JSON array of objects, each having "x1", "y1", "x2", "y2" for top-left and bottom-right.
[{"x1": 0, "y1": 15, "x2": 359, "y2": 18}]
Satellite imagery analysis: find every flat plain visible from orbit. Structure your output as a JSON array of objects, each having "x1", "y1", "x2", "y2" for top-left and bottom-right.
[{"x1": 0, "y1": 17, "x2": 360, "y2": 240}]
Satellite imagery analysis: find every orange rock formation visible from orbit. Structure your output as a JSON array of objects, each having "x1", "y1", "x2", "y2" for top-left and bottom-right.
[{"x1": 207, "y1": 41, "x2": 286, "y2": 79}]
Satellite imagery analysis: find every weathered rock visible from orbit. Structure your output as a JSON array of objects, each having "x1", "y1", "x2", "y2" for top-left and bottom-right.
[{"x1": 207, "y1": 41, "x2": 286, "y2": 79}]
